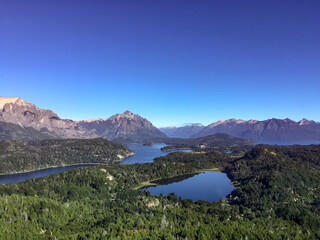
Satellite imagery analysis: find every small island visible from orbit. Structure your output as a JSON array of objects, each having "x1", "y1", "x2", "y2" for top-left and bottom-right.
[{"x1": 143, "y1": 142, "x2": 153, "y2": 146}]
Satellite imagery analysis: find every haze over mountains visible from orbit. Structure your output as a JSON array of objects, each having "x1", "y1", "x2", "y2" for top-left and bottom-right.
[
  {"x1": 160, "y1": 118, "x2": 320, "y2": 142},
  {"x1": 159, "y1": 123, "x2": 205, "y2": 138},
  {"x1": 1, "y1": 97, "x2": 320, "y2": 143}
]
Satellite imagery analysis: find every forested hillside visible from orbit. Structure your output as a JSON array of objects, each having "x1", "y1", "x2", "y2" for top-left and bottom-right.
[
  {"x1": 159, "y1": 133, "x2": 255, "y2": 153},
  {"x1": 0, "y1": 138, "x2": 133, "y2": 175},
  {"x1": 0, "y1": 144, "x2": 319, "y2": 238}
]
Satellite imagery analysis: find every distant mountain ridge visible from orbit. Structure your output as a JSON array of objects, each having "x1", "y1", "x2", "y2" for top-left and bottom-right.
[
  {"x1": 77, "y1": 111, "x2": 167, "y2": 142},
  {"x1": 2, "y1": 96, "x2": 320, "y2": 143},
  {"x1": 0, "y1": 96, "x2": 97, "y2": 140},
  {"x1": 194, "y1": 118, "x2": 320, "y2": 142},
  {"x1": 159, "y1": 123, "x2": 205, "y2": 138}
]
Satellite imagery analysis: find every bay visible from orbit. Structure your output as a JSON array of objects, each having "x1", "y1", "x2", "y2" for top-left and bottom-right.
[{"x1": 143, "y1": 172, "x2": 235, "y2": 202}]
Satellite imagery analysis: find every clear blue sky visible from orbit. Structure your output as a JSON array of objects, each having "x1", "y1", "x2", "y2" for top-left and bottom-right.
[{"x1": 1, "y1": 0, "x2": 319, "y2": 127}]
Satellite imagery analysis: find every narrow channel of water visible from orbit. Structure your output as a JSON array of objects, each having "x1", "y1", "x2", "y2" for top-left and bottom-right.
[
  {"x1": 0, "y1": 143, "x2": 190, "y2": 184},
  {"x1": 0, "y1": 164, "x2": 95, "y2": 185}
]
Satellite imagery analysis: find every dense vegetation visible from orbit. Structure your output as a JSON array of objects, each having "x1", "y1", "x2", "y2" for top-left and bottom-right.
[
  {"x1": 0, "y1": 138, "x2": 133, "y2": 175},
  {"x1": 158, "y1": 133, "x2": 254, "y2": 153},
  {"x1": 226, "y1": 145, "x2": 320, "y2": 237},
  {"x1": 154, "y1": 151, "x2": 231, "y2": 170},
  {"x1": 156, "y1": 145, "x2": 320, "y2": 238},
  {"x1": 0, "y1": 144, "x2": 319, "y2": 239}
]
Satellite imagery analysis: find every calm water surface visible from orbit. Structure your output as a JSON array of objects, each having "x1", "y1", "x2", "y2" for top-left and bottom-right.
[
  {"x1": 144, "y1": 172, "x2": 235, "y2": 202},
  {"x1": 0, "y1": 164, "x2": 95, "y2": 185},
  {"x1": 121, "y1": 143, "x2": 191, "y2": 164},
  {"x1": 0, "y1": 143, "x2": 190, "y2": 184}
]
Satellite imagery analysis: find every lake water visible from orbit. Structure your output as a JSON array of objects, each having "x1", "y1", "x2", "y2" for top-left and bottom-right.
[
  {"x1": 121, "y1": 143, "x2": 191, "y2": 164},
  {"x1": 2, "y1": 140, "x2": 318, "y2": 186},
  {"x1": 0, "y1": 143, "x2": 190, "y2": 184},
  {"x1": 0, "y1": 164, "x2": 95, "y2": 185},
  {"x1": 143, "y1": 172, "x2": 235, "y2": 202}
]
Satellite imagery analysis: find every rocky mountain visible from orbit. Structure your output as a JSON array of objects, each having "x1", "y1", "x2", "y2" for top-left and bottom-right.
[
  {"x1": 194, "y1": 118, "x2": 320, "y2": 142},
  {"x1": 0, "y1": 122, "x2": 59, "y2": 141},
  {"x1": 298, "y1": 118, "x2": 320, "y2": 130},
  {"x1": 77, "y1": 111, "x2": 167, "y2": 142},
  {"x1": 159, "y1": 123, "x2": 205, "y2": 138},
  {"x1": 0, "y1": 97, "x2": 97, "y2": 140}
]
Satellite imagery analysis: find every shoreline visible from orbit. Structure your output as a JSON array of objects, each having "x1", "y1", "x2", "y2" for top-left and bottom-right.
[
  {"x1": 0, "y1": 162, "x2": 105, "y2": 176},
  {"x1": 135, "y1": 167, "x2": 224, "y2": 190},
  {"x1": 160, "y1": 147, "x2": 192, "y2": 152},
  {"x1": 196, "y1": 167, "x2": 222, "y2": 173},
  {"x1": 0, "y1": 151, "x2": 135, "y2": 176}
]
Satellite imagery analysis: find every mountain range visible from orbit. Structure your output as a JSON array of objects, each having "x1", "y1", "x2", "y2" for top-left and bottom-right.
[
  {"x1": 193, "y1": 118, "x2": 320, "y2": 142},
  {"x1": 159, "y1": 123, "x2": 205, "y2": 138},
  {"x1": 76, "y1": 110, "x2": 167, "y2": 142},
  {"x1": 1, "y1": 96, "x2": 320, "y2": 143},
  {"x1": 0, "y1": 97, "x2": 97, "y2": 140},
  {"x1": 158, "y1": 118, "x2": 320, "y2": 142},
  {"x1": 0, "y1": 97, "x2": 166, "y2": 142}
]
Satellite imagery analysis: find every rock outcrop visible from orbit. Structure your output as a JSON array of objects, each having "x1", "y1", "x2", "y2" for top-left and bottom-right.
[
  {"x1": 0, "y1": 96, "x2": 97, "y2": 140},
  {"x1": 77, "y1": 111, "x2": 167, "y2": 142}
]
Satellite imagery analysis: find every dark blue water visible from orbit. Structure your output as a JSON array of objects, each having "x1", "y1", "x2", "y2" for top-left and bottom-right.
[
  {"x1": 0, "y1": 164, "x2": 95, "y2": 185},
  {"x1": 121, "y1": 143, "x2": 191, "y2": 164},
  {"x1": 0, "y1": 143, "x2": 190, "y2": 184},
  {"x1": 144, "y1": 172, "x2": 235, "y2": 202}
]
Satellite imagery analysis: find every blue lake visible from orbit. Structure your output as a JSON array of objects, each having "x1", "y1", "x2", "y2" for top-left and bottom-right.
[
  {"x1": 143, "y1": 172, "x2": 235, "y2": 202},
  {"x1": 0, "y1": 143, "x2": 190, "y2": 184},
  {"x1": 121, "y1": 143, "x2": 191, "y2": 164},
  {"x1": 0, "y1": 143, "x2": 234, "y2": 202},
  {"x1": 0, "y1": 164, "x2": 95, "y2": 185}
]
